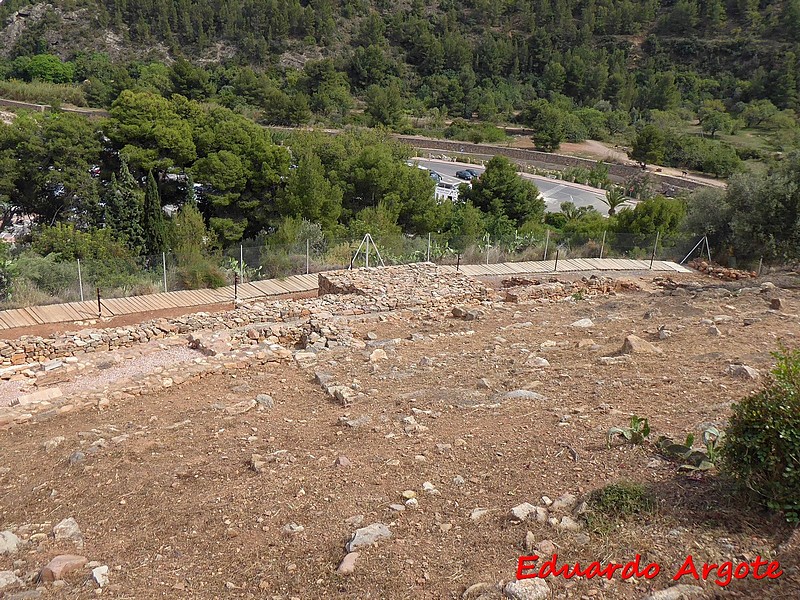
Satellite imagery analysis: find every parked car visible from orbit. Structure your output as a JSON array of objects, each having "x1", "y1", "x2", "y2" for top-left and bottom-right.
[
  {"x1": 429, "y1": 171, "x2": 442, "y2": 183},
  {"x1": 455, "y1": 169, "x2": 479, "y2": 180}
]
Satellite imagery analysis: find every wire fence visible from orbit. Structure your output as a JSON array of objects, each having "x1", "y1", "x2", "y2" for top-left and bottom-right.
[{"x1": 0, "y1": 229, "x2": 761, "y2": 310}]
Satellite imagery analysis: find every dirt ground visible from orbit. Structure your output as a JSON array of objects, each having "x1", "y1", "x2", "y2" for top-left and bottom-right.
[{"x1": 1, "y1": 273, "x2": 799, "y2": 599}]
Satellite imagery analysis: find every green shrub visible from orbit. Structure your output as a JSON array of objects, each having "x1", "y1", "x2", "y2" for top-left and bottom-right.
[
  {"x1": 722, "y1": 347, "x2": 800, "y2": 523},
  {"x1": 584, "y1": 481, "x2": 655, "y2": 533},
  {"x1": 176, "y1": 259, "x2": 227, "y2": 289}
]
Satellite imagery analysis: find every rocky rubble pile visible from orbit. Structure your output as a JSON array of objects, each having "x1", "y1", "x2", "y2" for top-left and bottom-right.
[
  {"x1": 688, "y1": 259, "x2": 757, "y2": 281},
  {"x1": 503, "y1": 275, "x2": 640, "y2": 302},
  {"x1": 0, "y1": 292, "x2": 396, "y2": 367},
  {"x1": 318, "y1": 263, "x2": 489, "y2": 309},
  {"x1": 0, "y1": 517, "x2": 114, "y2": 595}
]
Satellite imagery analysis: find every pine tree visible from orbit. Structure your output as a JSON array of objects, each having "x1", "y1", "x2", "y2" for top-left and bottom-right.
[
  {"x1": 142, "y1": 170, "x2": 167, "y2": 256},
  {"x1": 104, "y1": 160, "x2": 145, "y2": 255}
]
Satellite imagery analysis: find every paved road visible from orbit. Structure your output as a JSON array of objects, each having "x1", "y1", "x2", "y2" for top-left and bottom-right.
[{"x1": 413, "y1": 158, "x2": 631, "y2": 215}]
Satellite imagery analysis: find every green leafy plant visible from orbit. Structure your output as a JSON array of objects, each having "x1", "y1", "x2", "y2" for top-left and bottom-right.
[
  {"x1": 606, "y1": 415, "x2": 651, "y2": 448},
  {"x1": 722, "y1": 347, "x2": 800, "y2": 523},
  {"x1": 656, "y1": 426, "x2": 723, "y2": 473}
]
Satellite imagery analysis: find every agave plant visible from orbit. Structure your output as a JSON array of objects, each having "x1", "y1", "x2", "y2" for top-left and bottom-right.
[{"x1": 606, "y1": 415, "x2": 651, "y2": 448}]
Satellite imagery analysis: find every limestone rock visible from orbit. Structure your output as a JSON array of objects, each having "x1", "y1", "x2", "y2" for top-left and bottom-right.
[
  {"x1": 0, "y1": 531, "x2": 21, "y2": 555},
  {"x1": 620, "y1": 335, "x2": 661, "y2": 355},
  {"x1": 337, "y1": 552, "x2": 360, "y2": 575},
  {"x1": 726, "y1": 364, "x2": 759, "y2": 381},
  {"x1": 570, "y1": 318, "x2": 594, "y2": 328},
  {"x1": 639, "y1": 585, "x2": 707, "y2": 600},
  {"x1": 53, "y1": 517, "x2": 84, "y2": 549},
  {"x1": 503, "y1": 390, "x2": 547, "y2": 401},
  {"x1": 346, "y1": 523, "x2": 391, "y2": 551},
  {"x1": 255, "y1": 394, "x2": 274, "y2": 409},
  {"x1": 549, "y1": 493, "x2": 577, "y2": 513},
  {"x1": 224, "y1": 399, "x2": 257, "y2": 415},
  {"x1": 509, "y1": 503, "x2": 538, "y2": 523},
  {"x1": 525, "y1": 356, "x2": 550, "y2": 368},
  {"x1": 504, "y1": 578, "x2": 550, "y2": 600},
  {"x1": 92, "y1": 565, "x2": 109, "y2": 587},
  {"x1": 0, "y1": 570, "x2": 21, "y2": 591}
]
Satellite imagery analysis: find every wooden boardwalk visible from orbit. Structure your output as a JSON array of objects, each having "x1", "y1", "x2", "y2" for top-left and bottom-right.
[{"x1": 0, "y1": 259, "x2": 691, "y2": 332}]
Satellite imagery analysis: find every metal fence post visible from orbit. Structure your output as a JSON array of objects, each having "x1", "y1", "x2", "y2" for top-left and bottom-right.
[
  {"x1": 649, "y1": 231, "x2": 660, "y2": 269},
  {"x1": 599, "y1": 230, "x2": 606, "y2": 259},
  {"x1": 96, "y1": 287, "x2": 101, "y2": 317},
  {"x1": 162, "y1": 252, "x2": 167, "y2": 292},
  {"x1": 77, "y1": 259, "x2": 84, "y2": 302},
  {"x1": 544, "y1": 230, "x2": 550, "y2": 261},
  {"x1": 554, "y1": 249, "x2": 559, "y2": 273},
  {"x1": 427, "y1": 232, "x2": 431, "y2": 263},
  {"x1": 306, "y1": 238, "x2": 310, "y2": 274},
  {"x1": 234, "y1": 273, "x2": 239, "y2": 303},
  {"x1": 239, "y1": 244, "x2": 244, "y2": 281}
]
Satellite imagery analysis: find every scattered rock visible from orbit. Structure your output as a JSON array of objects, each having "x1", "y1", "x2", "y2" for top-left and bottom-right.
[
  {"x1": 470, "y1": 508, "x2": 490, "y2": 521},
  {"x1": 224, "y1": 399, "x2": 257, "y2": 415},
  {"x1": 577, "y1": 338, "x2": 596, "y2": 348},
  {"x1": 40, "y1": 554, "x2": 87, "y2": 582},
  {"x1": 549, "y1": 493, "x2": 577, "y2": 513},
  {"x1": 337, "y1": 552, "x2": 360, "y2": 575},
  {"x1": 658, "y1": 329, "x2": 672, "y2": 340},
  {"x1": 570, "y1": 318, "x2": 594, "y2": 328},
  {"x1": 770, "y1": 298, "x2": 783, "y2": 310},
  {"x1": 639, "y1": 585, "x2": 707, "y2": 600},
  {"x1": 0, "y1": 531, "x2": 21, "y2": 555},
  {"x1": 0, "y1": 570, "x2": 21, "y2": 591},
  {"x1": 509, "y1": 503, "x2": 538, "y2": 523},
  {"x1": 43, "y1": 436, "x2": 65, "y2": 453},
  {"x1": 335, "y1": 455, "x2": 351, "y2": 468},
  {"x1": 422, "y1": 481, "x2": 440, "y2": 495},
  {"x1": 503, "y1": 390, "x2": 547, "y2": 401},
  {"x1": 92, "y1": 565, "x2": 109, "y2": 587},
  {"x1": 255, "y1": 394, "x2": 274, "y2": 409},
  {"x1": 250, "y1": 454, "x2": 267, "y2": 473},
  {"x1": 504, "y1": 578, "x2": 550, "y2": 600},
  {"x1": 525, "y1": 356, "x2": 550, "y2": 368},
  {"x1": 346, "y1": 523, "x2": 391, "y2": 551},
  {"x1": 620, "y1": 335, "x2": 661, "y2": 355},
  {"x1": 369, "y1": 348, "x2": 388, "y2": 362},
  {"x1": 537, "y1": 539, "x2": 556, "y2": 555},
  {"x1": 282, "y1": 523, "x2": 304, "y2": 535},
  {"x1": 524, "y1": 531, "x2": 536, "y2": 552},
  {"x1": 707, "y1": 325, "x2": 721, "y2": 336},
  {"x1": 53, "y1": 517, "x2": 84, "y2": 549},
  {"x1": 726, "y1": 364, "x2": 760, "y2": 381},
  {"x1": 554, "y1": 516, "x2": 582, "y2": 532},
  {"x1": 463, "y1": 582, "x2": 498, "y2": 599}
]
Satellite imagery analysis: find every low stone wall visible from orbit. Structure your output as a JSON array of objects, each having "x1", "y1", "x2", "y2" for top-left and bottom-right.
[
  {"x1": 1, "y1": 265, "x2": 489, "y2": 367},
  {"x1": 318, "y1": 264, "x2": 489, "y2": 309},
  {"x1": 503, "y1": 275, "x2": 640, "y2": 302},
  {"x1": 0, "y1": 293, "x2": 367, "y2": 367}
]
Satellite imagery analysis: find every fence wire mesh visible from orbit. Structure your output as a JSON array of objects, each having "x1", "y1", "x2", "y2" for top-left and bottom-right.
[{"x1": 0, "y1": 229, "x2": 749, "y2": 309}]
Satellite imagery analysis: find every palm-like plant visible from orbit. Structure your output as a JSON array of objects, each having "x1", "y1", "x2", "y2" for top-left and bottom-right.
[{"x1": 603, "y1": 186, "x2": 627, "y2": 216}]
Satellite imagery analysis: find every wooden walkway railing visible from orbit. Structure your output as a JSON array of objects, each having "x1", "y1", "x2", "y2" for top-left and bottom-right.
[{"x1": 0, "y1": 259, "x2": 691, "y2": 331}]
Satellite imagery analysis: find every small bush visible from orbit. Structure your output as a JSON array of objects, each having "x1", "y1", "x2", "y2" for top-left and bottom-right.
[
  {"x1": 722, "y1": 347, "x2": 800, "y2": 523},
  {"x1": 585, "y1": 481, "x2": 655, "y2": 533},
  {"x1": 176, "y1": 259, "x2": 227, "y2": 289}
]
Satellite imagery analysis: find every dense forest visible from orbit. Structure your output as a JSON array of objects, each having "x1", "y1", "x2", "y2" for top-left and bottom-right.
[{"x1": 0, "y1": 0, "x2": 798, "y2": 305}]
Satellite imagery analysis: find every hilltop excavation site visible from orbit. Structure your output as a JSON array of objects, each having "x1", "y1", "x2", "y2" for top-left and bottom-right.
[{"x1": 0, "y1": 263, "x2": 799, "y2": 600}]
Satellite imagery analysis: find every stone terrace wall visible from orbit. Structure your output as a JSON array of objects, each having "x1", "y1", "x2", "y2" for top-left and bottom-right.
[
  {"x1": 1, "y1": 265, "x2": 490, "y2": 367},
  {"x1": 0, "y1": 294, "x2": 364, "y2": 367},
  {"x1": 318, "y1": 264, "x2": 489, "y2": 310}
]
